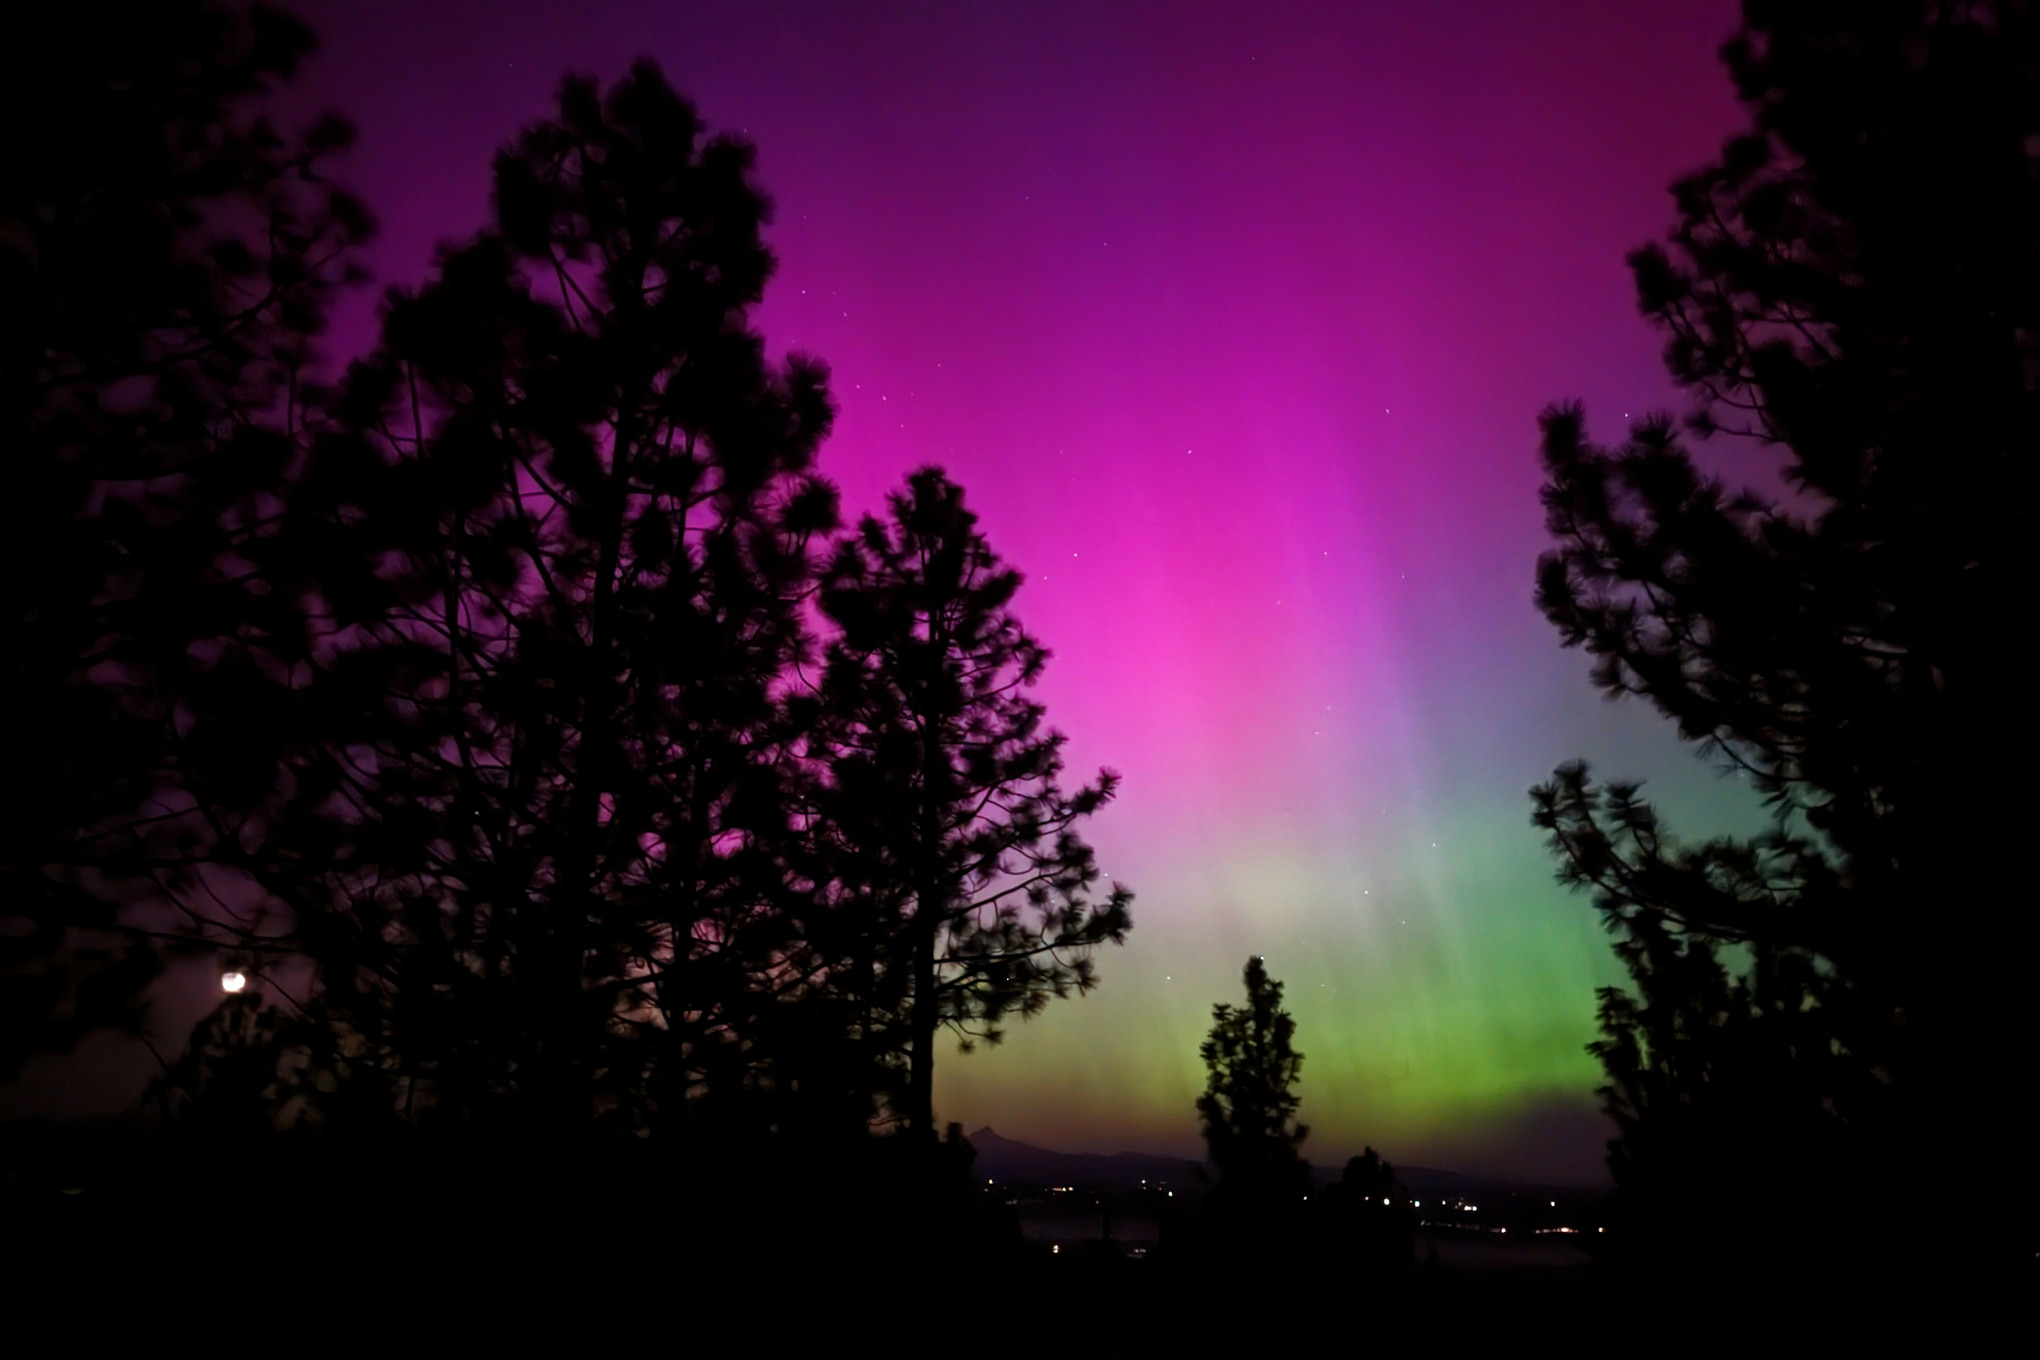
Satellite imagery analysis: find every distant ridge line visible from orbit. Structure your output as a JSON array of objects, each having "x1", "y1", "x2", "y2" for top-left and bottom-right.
[{"x1": 964, "y1": 1127, "x2": 1589, "y2": 1197}]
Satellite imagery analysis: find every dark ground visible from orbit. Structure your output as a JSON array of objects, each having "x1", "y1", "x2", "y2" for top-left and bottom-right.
[{"x1": 1, "y1": 1123, "x2": 2021, "y2": 1352}]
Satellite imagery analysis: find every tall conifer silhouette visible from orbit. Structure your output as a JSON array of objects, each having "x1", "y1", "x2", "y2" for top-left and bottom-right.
[
  {"x1": 1, "y1": 0, "x2": 369, "y2": 1079},
  {"x1": 816, "y1": 469, "x2": 1131, "y2": 1136},
  {"x1": 1533, "y1": 0, "x2": 2036, "y2": 1269},
  {"x1": 279, "y1": 61, "x2": 839, "y2": 1136}
]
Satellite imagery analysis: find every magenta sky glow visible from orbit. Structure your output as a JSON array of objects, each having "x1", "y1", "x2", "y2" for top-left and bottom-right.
[{"x1": 37, "y1": 1, "x2": 1784, "y2": 1183}]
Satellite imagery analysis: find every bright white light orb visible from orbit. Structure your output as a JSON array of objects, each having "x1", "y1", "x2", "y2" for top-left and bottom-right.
[{"x1": 220, "y1": 971, "x2": 247, "y2": 993}]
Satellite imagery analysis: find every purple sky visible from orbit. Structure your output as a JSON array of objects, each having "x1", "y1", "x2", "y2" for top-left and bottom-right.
[{"x1": 22, "y1": 2, "x2": 1781, "y2": 1184}]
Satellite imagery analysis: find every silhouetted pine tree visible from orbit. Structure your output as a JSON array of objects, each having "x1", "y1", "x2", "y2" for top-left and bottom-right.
[
  {"x1": 1197, "y1": 957, "x2": 1311, "y2": 1219},
  {"x1": 1310, "y1": 1147, "x2": 1415, "y2": 1274},
  {"x1": 1576, "y1": 876, "x2": 1864, "y2": 1272},
  {"x1": 271, "y1": 61, "x2": 840, "y2": 1144},
  {"x1": 815, "y1": 468, "x2": 1132, "y2": 1136},
  {"x1": 0, "y1": 0, "x2": 370, "y2": 1080},
  {"x1": 1533, "y1": 0, "x2": 2037, "y2": 1270}
]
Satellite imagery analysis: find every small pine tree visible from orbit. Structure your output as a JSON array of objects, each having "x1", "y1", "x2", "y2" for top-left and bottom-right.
[
  {"x1": 1312, "y1": 1147, "x2": 1415, "y2": 1274},
  {"x1": 1197, "y1": 957, "x2": 1311, "y2": 1209}
]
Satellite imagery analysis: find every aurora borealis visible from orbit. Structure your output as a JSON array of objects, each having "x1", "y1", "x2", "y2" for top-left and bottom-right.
[{"x1": 269, "y1": 1, "x2": 1778, "y2": 1181}]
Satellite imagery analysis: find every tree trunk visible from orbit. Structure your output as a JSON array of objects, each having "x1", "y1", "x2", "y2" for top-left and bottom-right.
[
  {"x1": 905, "y1": 617, "x2": 949, "y2": 1139},
  {"x1": 906, "y1": 881, "x2": 941, "y2": 1139}
]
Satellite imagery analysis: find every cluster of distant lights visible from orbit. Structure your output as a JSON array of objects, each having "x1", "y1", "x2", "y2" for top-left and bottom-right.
[
  {"x1": 1384, "y1": 1195, "x2": 1604, "y2": 1236},
  {"x1": 994, "y1": 1179, "x2": 1177, "y2": 1200},
  {"x1": 996, "y1": 1181, "x2": 1600, "y2": 1237}
]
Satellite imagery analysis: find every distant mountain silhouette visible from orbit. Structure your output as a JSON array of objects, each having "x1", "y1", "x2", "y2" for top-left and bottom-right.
[
  {"x1": 969, "y1": 1127, "x2": 1205, "y2": 1192},
  {"x1": 966, "y1": 1127, "x2": 1585, "y2": 1204}
]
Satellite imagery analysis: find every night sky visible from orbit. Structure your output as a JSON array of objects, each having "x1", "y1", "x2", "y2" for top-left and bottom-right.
[{"x1": 98, "y1": 1, "x2": 1785, "y2": 1182}]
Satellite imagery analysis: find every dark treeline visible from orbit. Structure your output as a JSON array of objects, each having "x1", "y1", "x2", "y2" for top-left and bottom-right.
[
  {"x1": 3, "y1": 1, "x2": 1131, "y2": 1286},
  {"x1": 1534, "y1": 0, "x2": 2036, "y2": 1298}
]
